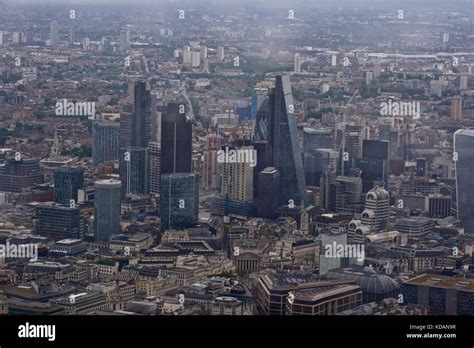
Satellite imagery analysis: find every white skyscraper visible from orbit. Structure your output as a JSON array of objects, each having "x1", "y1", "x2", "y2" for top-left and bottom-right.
[
  {"x1": 120, "y1": 29, "x2": 130, "y2": 52},
  {"x1": 217, "y1": 46, "x2": 224, "y2": 61},
  {"x1": 294, "y1": 53, "x2": 302, "y2": 73},
  {"x1": 50, "y1": 20, "x2": 59, "y2": 46}
]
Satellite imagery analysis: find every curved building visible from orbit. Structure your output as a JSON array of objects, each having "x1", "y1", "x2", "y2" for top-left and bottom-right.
[{"x1": 94, "y1": 179, "x2": 122, "y2": 242}]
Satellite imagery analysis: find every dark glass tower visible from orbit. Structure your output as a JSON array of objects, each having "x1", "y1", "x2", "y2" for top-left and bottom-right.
[
  {"x1": 160, "y1": 173, "x2": 198, "y2": 231},
  {"x1": 454, "y1": 129, "x2": 474, "y2": 233},
  {"x1": 356, "y1": 140, "x2": 389, "y2": 193},
  {"x1": 53, "y1": 166, "x2": 84, "y2": 205},
  {"x1": 160, "y1": 102, "x2": 192, "y2": 175},
  {"x1": 254, "y1": 75, "x2": 306, "y2": 205},
  {"x1": 120, "y1": 81, "x2": 152, "y2": 195}
]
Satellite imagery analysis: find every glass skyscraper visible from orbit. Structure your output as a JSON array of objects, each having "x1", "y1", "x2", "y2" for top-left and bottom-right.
[
  {"x1": 160, "y1": 173, "x2": 198, "y2": 232},
  {"x1": 53, "y1": 166, "x2": 84, "y2": 205},
  {"x1": 454, "y1": 129, "x2": 474, "y2": 233},
  {"x1": 254, "y1": 75, "x2": 306, "y2": 205}
]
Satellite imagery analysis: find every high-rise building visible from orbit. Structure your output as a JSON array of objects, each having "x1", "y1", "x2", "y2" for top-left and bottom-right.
[
  {"x1": 361, "y1": 187, "x2": 389, "y2": 232},
  {"x1": 220, "y1": 146, "x2": 254, "y2": 203},
  {"x1": 460, "y1": 75, "x2": 468, "y2": 90},
  {"x1": 425, "y1": 194, "x2": 452, "y2": 218},
  {"x1": 94, "y1": 179, "x2": 121, "y2": 242},
  {"x1": 160, "y1": 102, "x2": 192, "y2": 175},
  {"x1": 120, "y1": 81, "x2": 153, "y2": 195},
  {"x1": 451, "y1": 97, "x2": 462, "y2": 121},
  {"x1": 0, "y1": 158, "x2": 44, "y2": 193},
  {"x1": 254, "y1": 75, "x2": 306, "y2": 205},
  {"x1": 68, "y1": 28, "x2": 75, "y2": 47},
  {"x1": 329, "y1": 176, "x2": 363, "y2": 214},
  {"x1": 148, "y1": 142, "x2": 161, "y2": 195},
  {"x1": 303, "y1": 127, "x2": 334, "y2": 151},
  {"x1": 50, "y1": 20, "x2": 59, "y2": 46},
  {"x1": 217, "y1": 46, "x2": 224, "y2": 61},
  {"x1": 202, "y1": 150, "x2": 219, "y2": 191},
  {"x1": 92, "y1": 120, "x2": 120, "y2": 166},
  {"x1": 454, "y1": 129, "x2": 474, "y2": 233},
  {"x1": 257, "y1": 167, "x2": 280, "y2": 219},
  {"x1": 53, "y1": 166, "x2": 84, "y2": 205},
  {"x1": 160, "y1": 173, "x2": 198, "y2": 232},
  {"x1": 34, "y1": 203, "x2": 84, "y2": 240},
  {"x1": 356, "y1": 140, "x2": 389, "y2": 193},
  {"x1": 294, "y1": 53, "x2": 303, "y2": 73},
  {"x1": 120, "y1": 29, "x2": 130, "y2": 52}
]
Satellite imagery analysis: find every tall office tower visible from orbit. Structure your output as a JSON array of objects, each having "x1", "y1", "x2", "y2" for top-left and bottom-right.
[
  {"x1": 148, "y1": 142, "x2": 161, "y2": 195},
  {"x1": 191, "y1": 50, "x2": 201, "y2": 67},
  {"x1": 0, "y1": 158, "x2": 43, "y2": 193},
  {"x1": 460, "y1": 75, "x2": 468, "y2": 91},
  {"x1": 160, "y1": 173, "x2": 198, "y2": 232},
  {"x1": 12, "y1": 32, "x2": 21, "y2": 44},
  {"x1": 303, "y1": 127, "x2": 334, "y2": 151},
  {"x1": 251, "y1": 88, "x2": 268, "y2": 120},
  {"x1": 220, "y1": 146, "x2": 254, "y2": 202},
  {"x1": 425, "y1": 194, "x2": 452, "y2": 218},
  {"x1": 217, "y1": 45, "x2": 225, "y2": 61},
  {"x1": 92, "y1": 121, "x2": 120, "y2": 165},
  {"x1": 50, "y1": 20, "x2": 59, "y2": 46},
  {"x1": 120, "y1": 81, "x2": 153, "y2": 195},
  {"x1": 415, "y1": 158, "x2": 427, "y2": 177},
  {"x1": 443, "y1": 32, "x2": 450, "y2": 43},
  {"x1": 200, "y1": 45, "x2": 207, "y2": 59},
  {"x1": 454, "y1": 129, "x2": 474, "y2": 233},
  {"x1": 68, "y1": 28, "x2": 74, "y2": 47},
  {"x1": 120, "y1": 29, "x2": 130, "y2": 52},
  {"x1": 356, "y1": 140, "x2": 389, "y2": 193},
  {"x1": 257, "y1": 167, "x2": 280, "y2": 219},
  {"x1": 451, "y1": 97, "x2": 462, "y2": 121},
  {"x1": 26, "y1": 29, "x2": 34, "y2": 44},
  {"x1": 294, "y1": 53, "x2": 302, "y2": 73},
  {"x1": 254, "y1": 75, "x2": 306, "y2": 205},
  {"x1": 344, "y1": 124, "x2": 363, "y2": 161},
  {"x1": 202, "y1": 150, "x2": 219, "y2": 191},
  {"x1": 183, "y1": 46, "x2": 192, "y2": 65},
  {"x1": 34, "y1": 203, "x2": 84, "y2": 240},
  {"x1": 365, "y1": 71, "x2": 374, "y2": 85},
  {"x1": 53, "y1": 166, "x2": 84, "y2": 205},
  {"x1": 361, "y1": 187, "x2": 389, "y2": 232},
  {"x1": 94, "y1": 179, "x2": 121, "y2": 242},
  {"x1": 160, "y1": 102, "x2": 192, "y2": 175},
  {"x1": 304, "y1": 149, "x2": 338, "y2": 187},
  {"x1": 0, "y1": 31, "x2": 3, "y2": 45},
  {"x1": 329, "y1": 176, "x2": 363, "y2": 214}
]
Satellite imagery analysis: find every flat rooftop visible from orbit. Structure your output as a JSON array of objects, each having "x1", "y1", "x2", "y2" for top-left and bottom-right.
[{"x1": 405, "y1": 274, "x2": 474, "y2": 292}]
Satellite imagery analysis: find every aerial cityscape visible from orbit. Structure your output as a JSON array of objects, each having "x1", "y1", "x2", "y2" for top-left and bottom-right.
[{"x1": 0, "y1": 0, "x2": 473, "y2": 328}]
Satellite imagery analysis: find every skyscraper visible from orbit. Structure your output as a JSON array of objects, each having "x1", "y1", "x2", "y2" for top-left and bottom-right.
[
  {"x1": 53, "y1": 166, "x2": 84, "y2": 205},
  {"x1": 254, "y1": 75, "x2": 306, "y2": 205},
  {"x1": 160, "y1": 173, "x2": 198, "y2": 232},
  {"x1": 454, "y1": 129, "x2": 474, "y2": 233},
  {"x1": 120, "y1": 81, "x2": 153, "y2": 195},
  {"x1": 257, "y1": 167, "x2": 280, "y2": 219},
  {"x1": 148, "y1": 142, "x2": 161, "y2": 195},
  {"x1": 94, "y1": 179, "x2": 122, "y2": 242},
  {"x1": 451, "y1": 97, "x2": 462, "y2": 121},
  {"x1": 50, "y1": 20, "x2": 59, "y2": 46},
  {"x1": 356, "y1": 140, "x2": 389, "y2": 193},
  {"x1": 92, "y1": 120, "x2": 120, "y2": 166},
  {"x1": 120, "y1": 29, "x2": 130, "y2": 52},
  {"x1": 160, "y1": 102, "x2": 192, "y2": 175}
]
